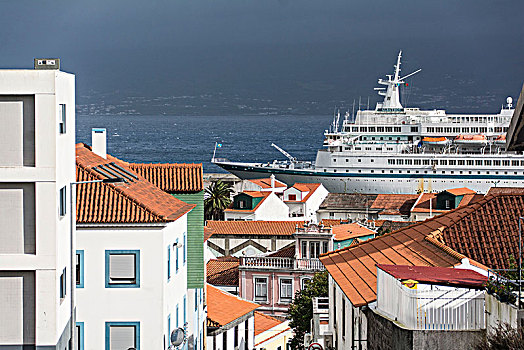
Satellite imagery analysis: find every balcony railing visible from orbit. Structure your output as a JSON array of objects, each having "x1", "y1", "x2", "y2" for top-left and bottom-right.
[{"x1": 240, "y1": 256, "x2": 325, "y2": 271}]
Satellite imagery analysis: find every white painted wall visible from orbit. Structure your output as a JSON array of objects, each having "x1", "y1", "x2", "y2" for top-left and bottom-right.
[
  {"x1": 0, "y1": 69, "x2": 76, "y2": 348},
  {"x1": 303, "y1": 185, "x2": 329, "y2": 222},
  {"x1": 206, "y1": 314, "x2": 255, "y2": 350},
  {"x1": 76, "y1": 215, "x2": 191, "y2": 350},
  {"x1": 225, "y1": 193, "x2": 290, "y2": 221}
]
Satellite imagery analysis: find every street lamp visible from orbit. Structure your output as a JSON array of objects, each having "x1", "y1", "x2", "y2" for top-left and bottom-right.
[{"x1": 69, "y1": 177, "x2": 125, "y2": 349}]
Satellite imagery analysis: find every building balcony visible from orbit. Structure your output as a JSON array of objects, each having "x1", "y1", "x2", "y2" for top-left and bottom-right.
[{"x1": 239, "y1": 256, "x2": 325, "y2": 271}]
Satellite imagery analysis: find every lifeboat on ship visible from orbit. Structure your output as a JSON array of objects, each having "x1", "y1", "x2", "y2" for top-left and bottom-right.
[
  {"x1": 453, "y1": 134, "x2": 488, "y2": 146},
  {"x1": 421, "y1": 137, "x2": 450, "y2": 146},
  {"x1": 494, "y1": 133, "x2": 506, "y2": 145}
]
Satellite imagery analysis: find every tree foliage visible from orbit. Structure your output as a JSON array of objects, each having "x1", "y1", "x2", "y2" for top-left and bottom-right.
[
  {"x1": 204, "y1": 180, "x2": 232, "y2": 220},
  {"x1": 475, "y1": 323, "x2": 524, "y2": 350},
  {"x1": 287, "y1": 271, "x2": 328, "y2": 350}
]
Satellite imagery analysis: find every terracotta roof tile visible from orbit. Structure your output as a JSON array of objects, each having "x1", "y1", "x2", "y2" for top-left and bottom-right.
[
  {"x1": 445, "y1": 187, "x2": 476, "y2": 196},
  {"x1": 204, "y1": 226, "x2": 214, "y2": 242},
  {"x1": 320, "y1": 219, "x2": 343, "y2": 227},
  {"x1": 268, "y1": 243, "x2": 296, "y2": 258},
  {"x1": 286, "y1": 183, "x2": 322, "y2": 203},
  {"x1": 206, "y1": 221, "x2": 304, "y2": 236},
  {"x1": 224, "y1": 192, "x2": 271, "y2": 213},
  {"x1": 207, "y1": 285, "x2": 258, "y2": 327},
  {"x1": 332, "y1": 223, "x2": 375, "y2": 241},
  {"x1": 371, "y1": 194, "x2": 418, "y2": 216},
  {"x1": 207, "y1": 257, "x2": 239, "y2": 286},
  {"x1": 248, "y1": 178, "x2": 287, "y2": 189},
  {"x1": 254, "y1": 311, "x2": 283, "y2": 336},
  {"x1": 76, "y1": 143, "x2": 195, "y2": 224},
  {"x1": 377, "y1": 264, "x2": 488, "y2": 288},
  {"x1": 321, "y1": 189, "x2": 524, "y2": 307},
  {"x1": 126, "y1": 162, "x2": 203, "y2": 193}
]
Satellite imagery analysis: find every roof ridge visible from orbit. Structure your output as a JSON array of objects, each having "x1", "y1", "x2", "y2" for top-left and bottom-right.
[
  {"x1": 424, "y1": 231, "x2": 465, "y2": 263},
  {"x1": 77, "y1": 166, "x2": 172, "y2": 222}
]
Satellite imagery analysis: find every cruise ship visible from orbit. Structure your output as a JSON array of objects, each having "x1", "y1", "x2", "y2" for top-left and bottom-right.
[{"x1": 213, "y1": 51, "x2": 524, "y2": 194}]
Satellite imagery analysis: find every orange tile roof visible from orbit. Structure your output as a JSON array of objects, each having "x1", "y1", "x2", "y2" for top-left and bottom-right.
[
  {"x1": 206, "y1": 220, "x2": 304, "y2": 236},
  {"x1": 207, "y1": 257, "x2": 239, "y2": 286},
  {"x1": 126, "y1": 162, "x2": 203, "y2": 193},
  {"x1": 332, "y1": 223, "x2": 375, "y2": 241},
  {"x1": 371, "y1": 194, "x2": 418, "y2": 216},
  {"x1": 204, "y1": 226, "x2": 214, "y2": 242},
  {"x1": 445, "y1": 187, "x2": 476, "y2": 196},
  {"x1": 411, "y1": 192, "x2": 483, "y2": 213},
  {"x1": 320, "y1": 219, "x2": 343, "y2": 227},
  {"x1": 248, "y1": 178, "x2": 287, "y2": 189},
  {"x1": 254, "y1": 311, "x2": 283, "y2": 336},
  {"x1": 76, "y1": 143, "x2": 195, "y2": 223},
  {"x1": 320, "y1": 188, "x2": 524, "y2": 307},
  {"x1": 224, "y1": 192, "x2": 271, "y2": 213},
  {"x1": 207, "y1": 285, "x2": 259, "y2": 327},
  {"x1": 286, "y1": 183, "x2": 322, "y2": 203}
]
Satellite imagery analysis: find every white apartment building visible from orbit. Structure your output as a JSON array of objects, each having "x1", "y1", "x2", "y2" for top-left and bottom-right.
[
  {"x1": 0, "y1": 59, "x2": 76, "y2": 349},
  {"x1": 75, "y1": 141, "x2": 196, "y2": 350}
]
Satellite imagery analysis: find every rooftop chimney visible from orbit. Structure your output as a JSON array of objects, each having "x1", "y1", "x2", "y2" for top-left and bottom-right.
[
  {"x1": 270, "y1": 174, "x2": 276, "y2": 190},
  {"x1": 92, "y1": 128, "x2": 107, "y2": 159}
]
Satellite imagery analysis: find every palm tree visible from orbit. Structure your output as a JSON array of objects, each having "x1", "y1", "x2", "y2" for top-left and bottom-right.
[{"x1": 204, "y1": 180, "x2": 232, "y2": 220}]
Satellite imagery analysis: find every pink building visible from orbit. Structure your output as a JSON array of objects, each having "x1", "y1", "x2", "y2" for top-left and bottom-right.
[{"x1": 238, "y1": 223, "x2": 333, "y2": 317}]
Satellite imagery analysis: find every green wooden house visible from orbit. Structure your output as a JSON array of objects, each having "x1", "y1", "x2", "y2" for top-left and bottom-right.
[{"x1": 129, "y1": 163, "x2": 205, "y2": 288}]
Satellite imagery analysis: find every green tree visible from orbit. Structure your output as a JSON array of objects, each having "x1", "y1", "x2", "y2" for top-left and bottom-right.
[
  {"x1": 287, "y1": 271, "x2": 328, "y2": 350},
  {"x1": 204, "y1": 180, "x2": 232, "y2": 220}
]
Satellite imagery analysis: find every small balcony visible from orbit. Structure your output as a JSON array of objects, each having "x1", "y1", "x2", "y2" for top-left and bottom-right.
[{"x1": 240, "y1": 256, "x2": 325, "y2": 271}]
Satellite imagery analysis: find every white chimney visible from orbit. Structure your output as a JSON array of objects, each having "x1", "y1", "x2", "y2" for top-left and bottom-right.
[
  {"x1": 270, "y1": 174, "x2": 276, "y2": 191},
  {"x1": 92, "y1": 128, "x2": 107, "y2": 159}
]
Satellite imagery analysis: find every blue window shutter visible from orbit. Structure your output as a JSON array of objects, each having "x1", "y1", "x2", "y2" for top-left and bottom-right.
[
  {"x1": 183, "y1": 233, "x2": 186, "y2": 264},
  {"x1": 167, "y1": 315, "x2": 171, "y2": 340},
  {"x1": 167, "y1": 246, "x2": 171, "y2": 280},
  {"x1": 176, "y1": 239, "x2": 179, "y2": 272},
  {"x1": 183, "y1": 295, "x2": 187, "y2": 324},
  {"x1": 176, "y1": 304, "x2": 179, "y2": 328}
]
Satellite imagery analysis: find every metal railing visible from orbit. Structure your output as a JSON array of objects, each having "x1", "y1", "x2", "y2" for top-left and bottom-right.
[{"x1": 240, "y1": 257, "x2": 325, "y2": 271}]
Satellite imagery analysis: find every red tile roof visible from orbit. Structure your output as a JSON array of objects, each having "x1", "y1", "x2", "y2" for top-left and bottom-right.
[
  {"x1": 248, "y1": 178, "x2": 287, "y2": 189},
  {"x1": 254, "y1": 311, "x2": 283, "y2": 336},
  {"x1": 76, "y1": 143, "x2": 195, "y2": 223},
  {"x1": 206, "y1": 221, "x2": 304, "y2": 236},
  {"x1": 207, "y1": 285, "x2": 259, "y2": 327},
  {"x1": 411, "y1": 191, "x2": 483, "y2": 213},
  {"x1": 377, "y1": 264, "x2": 487, "y2": 289},
  {"x1": 204, "y1": 226, "x2": 214, "y2": 242},
  {"x1": 332, "y1": 223, "x2": 375, "y2": 241},
  {"x1": 445, "y1": 187, "x2": 476, "y2": 196},
  {"x1": 320, "y1": 219, "x2": 343, "y2": 227},
  {"x1": 371, "y1": 194, "x2": 418, "y2": 216},
  {"x1": 207, "y1": 257, "x2": 239, "y2": 286},
  {"x1": 268, "y1": 243, "x2": 296, "y2": 258},
  {"x1": 224, "y1": 192, "x2": 271, "y2": 213},
  {"x1": 320, "y1": 188, "x2": 524, "y2": 307},
  {"x1": 127, "y1": 162, "x2": 203, "y2": 193},
  {"x1": 285, "y1": 183, "x2": 322, "y2": 202}
]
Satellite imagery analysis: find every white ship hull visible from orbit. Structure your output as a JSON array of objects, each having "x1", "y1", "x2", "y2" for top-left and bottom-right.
[{"x1": 216, "y1": 160, "x2": 524, "y2": 194}]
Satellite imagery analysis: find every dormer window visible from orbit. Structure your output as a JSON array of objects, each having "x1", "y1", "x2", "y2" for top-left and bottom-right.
[
  {"x1": 238, "y1": 200, "x2": 246, "y2": 208},
  {"x1": 288, "y1": 194, "x2": 297, "y2": 201},
  {"x1": 445, "y1": 199, "x2": 451, "y2": 209}
]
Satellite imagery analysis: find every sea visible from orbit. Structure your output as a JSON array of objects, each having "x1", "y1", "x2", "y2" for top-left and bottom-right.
[{"x1": 76, "y1": 114, "x2": 333, "y2": 173}]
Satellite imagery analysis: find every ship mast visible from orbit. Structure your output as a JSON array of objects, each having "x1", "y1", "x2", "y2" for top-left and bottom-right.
[{"x1": 375, "y1": 50, "x2": 421, "y2": 110}]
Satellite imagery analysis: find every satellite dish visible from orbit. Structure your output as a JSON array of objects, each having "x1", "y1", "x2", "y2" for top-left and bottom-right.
[
  {"x1": 170, "y1": 328, "x2": 185, "y2": 347},
  {"x1": 507, "y1": 97, "x2": 513, "y2": 105}
]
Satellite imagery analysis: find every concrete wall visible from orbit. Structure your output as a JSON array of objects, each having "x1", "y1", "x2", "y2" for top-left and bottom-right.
[
  {"x1": 485, "y1": 293, "x2": 518, "y2": 332},
  {"x1": 365, "y1": 307, "x2": 485, "y2": 350},
  {"x1": 76, "y1": 215, "x2": 190, "y2": 350},
  {"x1": 0, "y1": 69, "x2": 75, "y2": 348}
]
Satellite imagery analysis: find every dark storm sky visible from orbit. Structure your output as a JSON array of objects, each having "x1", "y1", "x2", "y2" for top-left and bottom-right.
[{"x1": 1, "y1": 0, "x2": 523, "y2": 113}]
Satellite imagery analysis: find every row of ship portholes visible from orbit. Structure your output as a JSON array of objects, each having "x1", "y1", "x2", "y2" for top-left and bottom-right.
[{"x1": 327, "y1": 169, "x2": 522, "y2": 175}]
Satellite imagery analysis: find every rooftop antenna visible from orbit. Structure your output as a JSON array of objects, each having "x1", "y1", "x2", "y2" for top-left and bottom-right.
[{"x1": 367, "y1": 97, "x2": 370, "y2": 110}]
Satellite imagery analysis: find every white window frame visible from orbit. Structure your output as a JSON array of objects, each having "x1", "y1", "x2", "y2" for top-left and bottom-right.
[
  {"x1": 279, "y1": 277, "x2": 293, "y2": 303},
  {"x1": 254, "y1": 276, "x2": 268, "y2": 303},
  {"x1": 300, "y1": 277, "x2": 312, "y2": 290},
  {"x1": 58, "y1": 104, "x2": 66, "y2": 134}
]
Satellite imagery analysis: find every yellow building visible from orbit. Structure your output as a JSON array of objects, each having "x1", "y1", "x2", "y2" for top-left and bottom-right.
[{"x1": 254, "y1": 311, "x2": 293, "y2": 350}]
